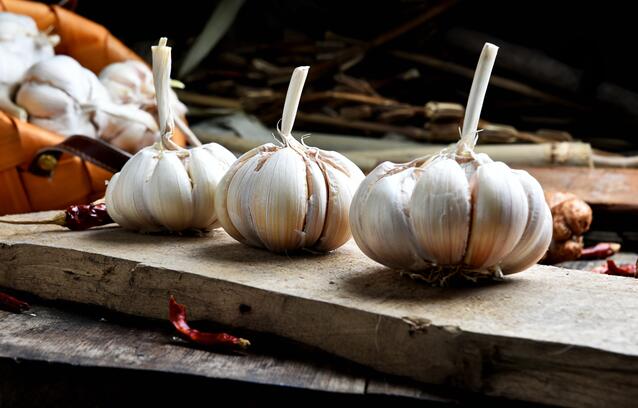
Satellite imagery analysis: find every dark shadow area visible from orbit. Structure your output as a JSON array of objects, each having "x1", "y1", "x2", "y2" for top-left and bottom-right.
[
  {"x1": 340, "y1": 264, "x2": 522, "y2": 303},
  {"x1": 0, "y1": 288, "x2": 544, "y2": 407}
]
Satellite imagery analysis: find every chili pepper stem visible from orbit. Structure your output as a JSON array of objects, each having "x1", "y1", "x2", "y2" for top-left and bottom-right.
[
  {"x1": 237, "y1": 338, "x2": 251, "y2": 349},
  {"x1": 0, "y1": 212, "x2": 66, "y2": 227}
]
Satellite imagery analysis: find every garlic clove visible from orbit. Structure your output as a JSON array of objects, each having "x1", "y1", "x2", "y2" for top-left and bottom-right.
[
  {"x1": 409, "y1": 158, "x2": 471, "y2": 265},
  {"x1": 214, "y1": 146, "x2": 264, "y2": 245},
  {"x1": 188, "y1": 144, "x2": 237, "y2": 229},
  {"x1": 313, "y1": 152, "x2": 364, "y2": 252},
  {"x1": 107, "y1": 147, "x2": 159, "y2": 230},
  {"x1": 247, "y1": 148, "x2": 309, "y2": 252},
  {"x1": 104, "y1": 173, "x2": 129, "y2": 227},
  {"x1": 299, "y1": 157, "x2": 327, "y2": 248},
  {"x1": 500, "y1": 170, "x2": 553, "y2": 274},
  {"x1": 463, "y1": 161, "x2": 529, "y2": 269},
  {"x1": 144, "y1": 151, "x2": 194, "y2": 231},
  {"x1": 350, "y1": 162, "x2": 427, "y2": 269}
]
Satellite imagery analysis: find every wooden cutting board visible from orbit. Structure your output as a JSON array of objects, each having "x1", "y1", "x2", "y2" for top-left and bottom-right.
[{"x1": 1, "y1": 215, "x2": 637, "y2": 407}]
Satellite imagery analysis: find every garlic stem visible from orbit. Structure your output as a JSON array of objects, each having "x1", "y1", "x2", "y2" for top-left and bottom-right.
[
  {"x1": 152, "y1": 37, "x2": 181, "y2": 151},
  {"x1": 280, "y1": 66, "x2": 309, "y2": 143},
  {"x1": 175, "y1": 116, "x2": 203, "y2": 147},
  {"x1": 458, "y1": 43, "x2": 499, "y2": 154}
]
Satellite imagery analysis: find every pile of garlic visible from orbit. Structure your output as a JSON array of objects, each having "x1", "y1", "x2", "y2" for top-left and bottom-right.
[
  {"x1": 0, "y1": 12, "x2": 58, "y2": 120},
  {"x1": 214, "y1": 66, "x2": 365, "y2": 253},
  {"x1": 349, "y1": 43, "x2": 552, "y2": 283},
  {"x1": 16, "y1": 55, "x2": 160, "y2": 153},
  {"x1": 0, "y1": 12, "x2": 191, "y2": 154},
  {"x1": 105, "y1": 38, "x2": 236, "y2": 232}
]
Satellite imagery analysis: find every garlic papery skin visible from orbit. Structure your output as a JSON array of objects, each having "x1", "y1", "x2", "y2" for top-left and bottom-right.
[
  {"x1": 105, "y1": 38, "x2": 236, "y2": 232},
  {"x1": 214, "y1": 66, "x2": 365, "y2": 253},
  {"x1": 349, "y1": 43, "x2": 552, "y2": 283},
  {"x1": 0, "y1": 12, "x2": 58, "y2": 120}
]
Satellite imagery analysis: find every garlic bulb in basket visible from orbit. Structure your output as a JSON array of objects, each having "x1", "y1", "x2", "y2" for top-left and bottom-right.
[
  {"x1": 16, "y1": 55, "x2": 111, "y2": 137},
  {"x1": 16, "y1": 55, "x2": 160, "y2": 153},
  {"x1": 349, "y1": 43, "x2": 552, "y2": 282},
  {"x1": 105, "y1": 38, "x2": 236, "y2": 232},
  {"x1": 214, "y1": 66, "x2": 365, "y2": 253},
  {"x1": 98, "y1": 59, "x2": 199, "y2": 148},
  {"x1": 0, "y1": 12, "x2": 58, "y2": 120},
  {"x1": 99, "y1": 60, "x2": 187, "y2": 118}
]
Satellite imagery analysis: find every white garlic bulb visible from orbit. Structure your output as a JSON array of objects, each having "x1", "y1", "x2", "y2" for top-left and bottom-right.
[
  {"x1": 0, "y1": 12, "x2": 58, "y2": 120},
  {"x1": 16, "y1": 55, "x2": 161, "y2": 153},
  {"x1": 16, "y1": 55, "x2": 111, "y2": 137},
  {"x1": 98, "y1": 59, "x2": 200, "y2": 149},
  {"x1": 99, "y1": 59, "x2": 187, "y2": 118},
  {"x1": 105, "y1": 38, "x2": 236, "y2": 232},
  {"x1": 214, "y1": 66, "x2": 365, "y2": 253},
  {"x1": 350, "y1": 43, "x2": 552, "y2": 282}
]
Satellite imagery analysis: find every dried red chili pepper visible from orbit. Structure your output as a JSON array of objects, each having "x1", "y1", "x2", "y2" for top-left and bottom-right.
[
  {"x1": 580, "y1": 243, "x2": 621, "y2": 260},
  {"x1": 64, "y1": 203, "x2": 113, "y2": 231},
  {"x1": 169, "y1": 296, "x2": 250, "y2": 349},
  {"x1": 591, "y1": 260, "x2": 637, "y2": 278},
  {"x1": 0, "y1": 203, "x2": 113, "y2": 231},
  {"x1": 0, "y1": 291, "x2": 30, "y2": 313}
]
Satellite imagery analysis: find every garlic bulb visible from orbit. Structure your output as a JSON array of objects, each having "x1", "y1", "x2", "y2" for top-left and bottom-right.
[
  {"x1": 214, "y1": 66, "x2": 365, "y2": 253},
  {"x1": 99, "y1": 60, "x2": 187, "y2": 118},
  {"x1": 0, "y1": 12, "x2": 58, "y2": 120},
  {"x1": 16, "y1": 55, "x2": 160, "y2": 153},
  {"x1": 99, "y1": 59, "x2": 199, "y2": 148},
  {"x1": 350, "y1": 43, "x2": 552, "y2": 282},
  {"x1": 105, "y1": 38, "x2": 236, "y2": 232},
  {"x1": 16, "y1": 55, "x2": 111, "y2": 137}
]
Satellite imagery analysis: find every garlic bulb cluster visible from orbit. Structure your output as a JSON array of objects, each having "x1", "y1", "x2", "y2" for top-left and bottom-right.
[
  {"x1": 350, "y1": 43, "x2": 552, "y2": 282},
  {"x1": 214, "y1": 66, "x2": 365, "y2": 253},
  {"x1": 0, "y1": 12, "x2": 58, "y2": 120},
  {"x1": 99, "y1": 60, "x2": 187, "y2": 118},
  {"x1": 105, "y1": 38, "x2": 236, "y2": 232},
  {"x1": 16, "y1": 55, "x2": 111, "y2": 137},
  {"x1": 16, "y1": 55, "x2": 160, "y2": 153}
]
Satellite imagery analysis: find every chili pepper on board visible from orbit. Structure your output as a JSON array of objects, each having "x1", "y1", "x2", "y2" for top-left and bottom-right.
[
  {"x1": 169, "y1": 296, "x2": 250, "y2": 349},
  {"x1": 580, "y1": 243, "x2": 621, "y2": 260},
  {"x1": 591, "y1": 260, "x2": 637, "y2": 278},
  {"x1": 0, "y1": 291, "x2": 30, "y2": 313},
  {"x1": 0, "y1": 203, "x2": 113, "y2": 231}
]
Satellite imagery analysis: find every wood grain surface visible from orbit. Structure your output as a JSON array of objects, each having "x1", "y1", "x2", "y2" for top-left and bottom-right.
[{"x1": 1, "y1": 216, "x2": 637, "y2": 407}]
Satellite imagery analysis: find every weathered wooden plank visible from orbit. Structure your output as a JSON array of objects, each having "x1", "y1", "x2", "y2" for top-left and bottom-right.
[
  {"x1": 1, "y1": 218, "x2": 638, "y2": 407},
  {"x1": 523, "y1": 167, "x2": 638, "y2": 211},
  {"x1": 0, "y1": 300, "x2": 453, "y2": 402}
]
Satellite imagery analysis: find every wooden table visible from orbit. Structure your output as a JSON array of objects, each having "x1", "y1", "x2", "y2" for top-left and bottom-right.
[
  {"x1": 1, "y1": 214, "x2": 638, "y2": 407},
  {"x1": 0, "y1": 294, "x2": 462, "y2": 406}
]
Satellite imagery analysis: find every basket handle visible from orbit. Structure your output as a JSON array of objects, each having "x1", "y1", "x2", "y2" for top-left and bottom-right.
[{"x1": 28, "y1": 135, "x2": 131, "y2": 177}]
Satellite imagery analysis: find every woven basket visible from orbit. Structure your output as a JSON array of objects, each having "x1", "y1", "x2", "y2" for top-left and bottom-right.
[{"x1": 0, "y1": 0, "x2": 185, "y2": 215}]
